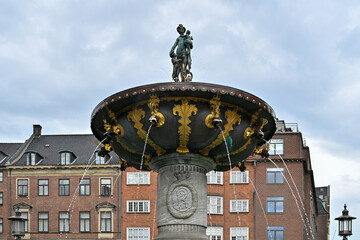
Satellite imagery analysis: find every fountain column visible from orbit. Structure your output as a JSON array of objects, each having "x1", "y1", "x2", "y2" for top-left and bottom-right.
[{"x1": 150, "y1": 153, "x2": 215, "y2": 240}]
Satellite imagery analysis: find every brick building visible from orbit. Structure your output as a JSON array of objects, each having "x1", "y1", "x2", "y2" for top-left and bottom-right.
[{"x1": 0, "y1": 121, "x2": 329, "y2": 240}]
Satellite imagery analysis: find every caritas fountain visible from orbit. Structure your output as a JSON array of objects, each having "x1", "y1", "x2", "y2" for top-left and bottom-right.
[{"x1": 91, "y1": 25, "x2": 276, "y2": 240}]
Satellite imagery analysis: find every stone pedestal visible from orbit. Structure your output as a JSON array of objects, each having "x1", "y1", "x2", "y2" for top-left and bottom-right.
[{"x1": 149, "y1": 153, "x2": 215, "y2": 240}]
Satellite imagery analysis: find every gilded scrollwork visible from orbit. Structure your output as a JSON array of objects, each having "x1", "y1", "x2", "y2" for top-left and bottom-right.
[
  {"x1": 200, "y1": 108, "x2": 241, "y2": 156},
  {"x1": 127, "y1": 108, "x2": 166, "y2": 156},
  {"x1": 173, "y1": 99, "x2": 198, "y2": 153},
  {"x1": 205, "y1": 93, "x2": 221, "y2": 128},
  {"x1": 148, "y1": 94, "x2": 165, "y2": 127}
]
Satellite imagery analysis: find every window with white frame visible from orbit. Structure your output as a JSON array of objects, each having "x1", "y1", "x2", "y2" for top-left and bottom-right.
[
  {"x1": 206, "y1": 227, "x2": 223, "y2": 240},
  {"x1": 127, "y1": 227, "x2": 150, "y2": 240},
  {"x1": 268, "y1": 139, "x2": 284, "y2": 155},
  {"x1": 230, "y1": 227, "x2": 249, "y2": 240},
  {"x1": 127, "y1": 172, "x2": 150, "y2": 185},
  {"x1": 230, "y1": 171, "x2": 249, "y2": 184},
  {"x1": 267, "y1": 226, "x2": 284, "y2": 240},
  {"x1": 267, "y1": 197, "x2": 284, "y2": 213},
  {"x1": 0, "y1": 172, "x2": 3, "y2": 182},
  {"x1": 207, "y1": 196, "x2": 223, "y2": 214},
  {"x1": 127, "y1": 200, "x2": 150, "y2": 213},
  {"x1": 267, "y1": 168, "x2": 284, "y2": 184},
  {"x1": 0, "y1": 192, "x2": 3, "y2": 205},
  {"x1": 206, "y1": 171, "x2": 223, "y2": 184},
  {"x1": 230, "y1": 199, "x2": 249, "y2": 213},
  {"x1": 0, "y1": 218, "x2": 2, "y2": 234}
]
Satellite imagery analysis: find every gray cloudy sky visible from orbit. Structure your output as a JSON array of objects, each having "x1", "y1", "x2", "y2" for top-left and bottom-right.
[{"x1": 1, "y1": 0, "x2": 360, "y2": 238}]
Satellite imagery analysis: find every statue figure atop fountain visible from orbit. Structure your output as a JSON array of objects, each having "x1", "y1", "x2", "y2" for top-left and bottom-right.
[{"x1": 170, "y1": 24, "x2": 193, "y2": 82}]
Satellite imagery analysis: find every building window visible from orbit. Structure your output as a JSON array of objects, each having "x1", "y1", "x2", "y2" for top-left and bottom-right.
[
  {"x1": 206, "y1": 227, "x2": 223, "y2": 240},
  {"x1": 59, "y1": 212, "x2": 70, "y2": 232},
  {"x1": 80, "y1": 211, "x2": 90, "y2": 232},
  {"x1": 206, "y1": 171, "x2": 223, "y2": 184},
  {"x1": 0, "y1": 172, "x2": 3, "y2": 182},
  {"x1": 230, "y1": 199, "x2": 249, "y2": 213},
  {"x1": 268, "y1": 139, "x2": 284, "y2": 155},
  {"x1": 127, "y1": 200, "x2": 150, "y2": 213},
  {"x1": 230, "y1": 171, "x2": 249, "y2": 184},
  {"x1": 0, "y1": 192, "x2": 3, "y2": 205},
  {"x1": 267, "y1": 226, "x2": 284, "y2": 240},
  {"x1": 127, "y1": 172, "x2": 150, "y2": 185},
  {"x1": 267, "y1": 168, "x2": 284, "y2": 184},
  {"x1": 59, "y1": 179, "x2": 70, "y2": 196},
  {"x1": 0, "y1": 218, "x2": 3, "y2": 233},
  {"x1": 38, "y1": 179, "x2": 49, "y2": 196},
  {"x1": 267, "y1": 197, "x2": 284, "y2": 213},
  {"x1": 21, "y1": 212, "x2": 28, "y2": 232},
  {"x1": 230, "y1": 227, "x2": 249, "y2": 240},
  {"x1": 17, "y1": 179, "x2": 28, "y2": 197},
  {"x1": 79, "y1": 179, "x2": 90, "y2": 196},
  {"x1": 207, "y1": 196, "x2": 223, "y2": 214},
  {"x1": 38, "y1": 212, "x2": 49, "y2": 232},
  {"x1": 95, "y1": 153, "x2": 107, "y2": 164},
  {"x1": 26, "y1": 152, "x2": 37, "y2": 165},
  {"x1": 100, "y1": 211, "x2": 111, "y2": 232},
  {"x1": 127, "y1": 227, "x2": 150, "y2": 240},
  {"x1": 60, "y1": 152, "x2": 71, "y2": 165},
  {"x1": 100, "y1": 178, "x2": 111, "y2": 196}
]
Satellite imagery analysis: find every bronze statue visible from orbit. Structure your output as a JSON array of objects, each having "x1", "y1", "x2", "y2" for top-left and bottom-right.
[{"x1": 169, "y1": 24, "x2": 193, "y2": 82}]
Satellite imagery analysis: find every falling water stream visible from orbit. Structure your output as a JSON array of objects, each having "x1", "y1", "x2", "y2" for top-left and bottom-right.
[
  {"x1": 61, "y1": 138, "x2": 108, "y2": 239},
  {"x1": 278, "y1": 154, "x2": 315, "y2": 239},
  {"x1": 218, "y1": 126, "x2": 242, "y2": 226},
  {"x1": 267, "y1": 157, "x2": 313, "y2": 240}
]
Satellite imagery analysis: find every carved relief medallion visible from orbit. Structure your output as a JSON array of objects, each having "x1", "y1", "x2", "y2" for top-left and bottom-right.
[{"x1": 167, "y1": 181, "x2": 197, "y2": 219}]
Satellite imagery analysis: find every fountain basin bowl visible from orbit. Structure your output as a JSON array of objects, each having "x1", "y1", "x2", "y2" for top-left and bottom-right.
[{"x1": 91, "y1": 82, "x2": 276, "y2": 171}]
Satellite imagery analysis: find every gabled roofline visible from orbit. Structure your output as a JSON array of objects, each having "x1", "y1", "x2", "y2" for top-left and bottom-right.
[{"x1": 6, "y1": 134, "x2": 36, "y2": 166}]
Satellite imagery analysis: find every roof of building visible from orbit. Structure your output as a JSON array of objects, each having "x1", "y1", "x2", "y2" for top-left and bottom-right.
[
  {"x1": 4, "y1": 134, "x2": 119, "y2": 167},
  {"x1": 0, "y1": 143, "x2": 23, "y2": 166}
]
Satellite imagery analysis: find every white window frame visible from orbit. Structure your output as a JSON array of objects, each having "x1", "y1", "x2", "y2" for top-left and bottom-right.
[
  {"x1": 206, "y1": 171, "x2": 223, "y2": 185},
  {"x1": 230, "y1": 199, "x2": 249, "y2": 213},
  {"x1": 230, "y1": 171, "x2": 249, "y2": 184},
  {"x1": 230, "y1": 227, "x2": 249, "y2": 240},
  {"x1": 268, "y1": 139, "x2": 284, "y2": 155},
  {"x1": 206, "y1": 226, "x2": 223, "y2": 240},
  {"x1": 127, "y1": 227, "x2": 150, "y2": 240},
  {"x1": 127, "y1": 172, "x2": 150, "y2": 185},
  {"x1": 207, "y1": 196, "x2": 223, "y2": 214},
  {"x1": 127, "y1": 200, "x2": 150, "y2": 213}
]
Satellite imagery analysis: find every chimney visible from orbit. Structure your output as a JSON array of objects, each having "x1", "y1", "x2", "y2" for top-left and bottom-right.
[{"x1": 33, "y1": 124, "x2": 42, "y2": 137}]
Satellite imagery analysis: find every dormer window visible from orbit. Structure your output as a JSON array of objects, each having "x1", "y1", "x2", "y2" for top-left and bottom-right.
[
  {"x1": 95, "y1": 151, "x2": 109, "y2": 165},
  {"x1": 59, "y1": 151, "x2": 76, "y2": 165},
  {"x1": 0, "y1": 152, "x2": 7, "y2": 162},
  {"x1": 25, "y1": 151, "x2": 42, "y2": 166}
]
